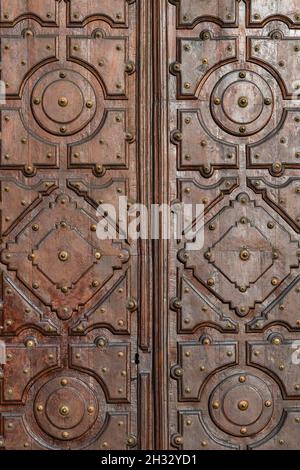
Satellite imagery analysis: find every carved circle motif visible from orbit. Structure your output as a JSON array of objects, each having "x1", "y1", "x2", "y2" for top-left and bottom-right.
[
  {"x1": 34, "y1": 376, "x2": 98, "y2": 440},
  {"x1": 209, "y1": 373, "x2": 274, "y2": 437},
  {"x1": 211, "y1": 70, "x2": 274, "y2": 136},
  {"x1": 31, "y1": 69, "x2": 97, "y2": 136}
]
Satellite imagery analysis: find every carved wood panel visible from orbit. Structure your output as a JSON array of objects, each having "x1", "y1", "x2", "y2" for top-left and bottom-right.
[
  {"x1": 165, "y1": 0, "x2": 300, "y2": 450},
  {"x1": 0, "y1": 0, "x2": 152, "y2": 450}
]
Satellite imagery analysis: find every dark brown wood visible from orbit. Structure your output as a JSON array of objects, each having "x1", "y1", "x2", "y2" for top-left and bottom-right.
[
  {"x1": 0, "y1": 0, "x2": 153, "y2": 450},
  {"x1": 2, "y1": 0, "x2": 300, "y2": 452}
]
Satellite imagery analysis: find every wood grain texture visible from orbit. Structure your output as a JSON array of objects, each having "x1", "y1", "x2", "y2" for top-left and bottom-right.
[
  {"x1": 0, "y1": 0, "x2": 153, "y2": 451},
  {"x1": 166, "y1": 0, "x2": 300, "y2": 450}
]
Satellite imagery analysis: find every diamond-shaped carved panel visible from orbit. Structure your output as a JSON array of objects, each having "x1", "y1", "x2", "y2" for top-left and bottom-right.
[
  {"x1": 1, "y1": 194, "x2": 130, "y2": 319},
  {"x1": 179, "y1": 194, "x2": 299, "y2": 315}
]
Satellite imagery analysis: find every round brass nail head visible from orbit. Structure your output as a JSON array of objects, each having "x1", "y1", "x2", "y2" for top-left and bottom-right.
[
  {"x1": 58, "y1": 97, "x2": 68, "y2": 107},
  {"x1": 238, "y1": 96, "x2": 248, "y2": 108}
]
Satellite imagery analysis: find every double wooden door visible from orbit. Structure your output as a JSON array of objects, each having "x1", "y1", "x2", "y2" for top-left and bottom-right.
[{"x1": 1, "y1": 0, "x2": 300, "y2": 450}]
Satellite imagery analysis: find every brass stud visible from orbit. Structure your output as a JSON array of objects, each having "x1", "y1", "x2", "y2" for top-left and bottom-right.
[
  {"x1": 37, "y1": 404, "x2": 44, "y2": 412},
  {"x1": 212, "y1": 400, "x2": 220, "y2": 409},
  {"x1": 92, "y1": 280, "x2": 99, "y2": 288},
  {"x1": 127, "y1": 298, "x2": 137, "y2": 311},
  {"x1": 238, "y1": 96, "x2": 248, "y2": 108},
  {"x1": 238, "y1": 400, "x2": 249, "y2": 411},
  {"x1": 239, "y1": 71, "x2": 246, "y2": 79},
  {"x1": 33, "y1": 97, "x2": 41, "y2": 105},
  {"x1": 239, "y1": 375, "x2": 246, "y2": 383},
  {"x1": 264, "y1": 98, "x2": 272, "y2": 105},
  {"x1": 60, "y1": 126, "x2": 67, "y2": 134},
  {"x1": 184, "y1": 82, "x2": 191, "y2": 89},
  {"x1": 240, "y1": 427, "x2": 247, "y2": 435},
  {"x1": 90, "y1": 224, "x2": 97, "y2": 232},
  {"x1": 59, "y1": 405, "x2": 70, "y2": 416},
  {"x1": 173, "y1": 131, "x2": 182, "y2": 142},
  {"x1": 207, "y1": 278, "x2": 215, "y2": 286},
  {"x1": 239, "y1": 125, "x2": 246, "y2": 134},
  {"x1": 125, "y1": 62, "x2": 134, "y2": 73},
  {"x1": 172, "y1": 62, "x2": 181, "y2": 72},
  {"x1": 265, "y1": 400, "x2": 272, "y2": 407},
  {"x1": 272, "y1": 337, "x2": 282, "y2": 345},
  {"x1": 86, "y1": 100, "x2": 94, "y2": 109},
  {"x1": 87, "y1": 406, "x2": 95, "y2": 414},
  {"x1": 58, "y1": 251, "x2": 69, "y2": 262},
  {"x1": 240, "y1": 249, "x2": 250, "y2": 261},
  {"x1": 61, "y1": 379, "x2": 68, "y2": 386},
  {"x1": 294, "y1": 384, "x2": 300, "y2": 391},
  {"x1": 95, "y1": 252, "x2": 101, "y2": 260},
  {"x1": 214, "y1": 97, "x2": 221, "y2": 105},
  {"x1": 26, "y1": 339, "x2": 34, "y2": 348},
  {"x1": 58, "y1": 97, "x2": 68, "y2": 107},
  {"x1": 32, "y1": 282, "x2": 39, "y2": 289},
  {"x1": 174, "y1": 436, "x2": 183, "y2": 445},
  {"x1": 24, "y1": 165, "x2": 34, "y2": 175},
  {"x1": 62, "y1": 432, "x2": 69, "y2": 439},
  {"x1": 271, "y1": 277, "x2": 279, "y2": 286}
]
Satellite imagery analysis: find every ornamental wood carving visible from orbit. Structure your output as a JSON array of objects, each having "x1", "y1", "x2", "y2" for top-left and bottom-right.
[
  {"x1": 0, "y1": 0, "x2": 153, "y2": 451},
  {"x1": 165, "y1": 0, "x2": 300, "y2": 450},
  {"x1": 2, "y1": 0, "x2": 300, "y2": 452}
]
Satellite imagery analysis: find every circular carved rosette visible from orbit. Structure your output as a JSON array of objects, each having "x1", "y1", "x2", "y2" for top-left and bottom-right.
[
  {"x1": 34, "y1": 376, "x2": 99, "y2": 441},
  {"x1": 211, "y1": 70, "x2": 274, "y2": 136},
  {"x1": 31, "y1": 69, "x2": 97, "y2": 136},
  {"x1": 209, "y1": 373, "x2": 274, "y2": 437}
]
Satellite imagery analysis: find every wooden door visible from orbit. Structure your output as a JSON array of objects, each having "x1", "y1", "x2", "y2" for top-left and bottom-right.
[
  {"x1": 0, "y1": 0, "x2": 153, "y2": 450},
  {"x1": 156, "y1": 0, "x2": 300, "y2": 450},
  {"x1": 2, "y1": 0, "x2": 300, "y2": 453}
]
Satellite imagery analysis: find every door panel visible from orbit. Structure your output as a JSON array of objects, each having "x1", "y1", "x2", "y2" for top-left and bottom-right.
[
  {"x1": 0, "y1": 0, "x2": 152, "y2": 450},
  {"x1": 165, "y1": 0, "x2": 300, "y2": 450}
]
